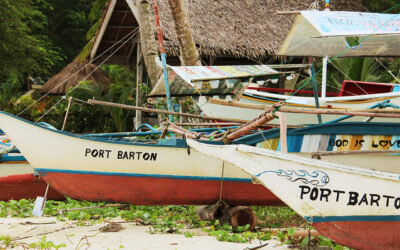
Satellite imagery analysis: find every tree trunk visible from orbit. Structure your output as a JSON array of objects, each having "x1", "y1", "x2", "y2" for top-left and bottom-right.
[
  {"x1": 135, "y1": 0, "x2": 161, "y2": 88},
  {"x1": 167, "y1": 0, "x2": 201, "y2": 66}
]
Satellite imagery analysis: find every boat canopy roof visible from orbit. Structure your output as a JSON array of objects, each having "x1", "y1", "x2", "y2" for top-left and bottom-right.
[
  {"x1": 149, "y1": 65, "x2": 280, "y2": 97},
  {"x1": 278, "y1": 11, "x2": 400, "y2": 57}
]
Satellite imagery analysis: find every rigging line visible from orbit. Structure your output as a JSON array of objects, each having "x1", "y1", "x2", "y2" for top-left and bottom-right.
[
  {"x1": 328, "y1": 60, "x2": 369, "y2": 95},
  {"x1": 296, "y1": 72, "x2": 360, "y2": 96},
  {"x1": 17, "y1": 27, "x2": 140, "y2": 117},
  {"x1": 286, "y1": 4, "x2": 400, "y2": 102},
  {"x1": 34, "y1": 29, "x2": 139, "y2": 123},
  {"x1": 375, "y1": 57, "x2": 400, "y2": 84}
]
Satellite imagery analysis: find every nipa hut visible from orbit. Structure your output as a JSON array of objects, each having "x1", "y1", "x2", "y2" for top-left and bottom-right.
[{"x1": 41, "y1": 58, "x2": 112, "y2": 94}]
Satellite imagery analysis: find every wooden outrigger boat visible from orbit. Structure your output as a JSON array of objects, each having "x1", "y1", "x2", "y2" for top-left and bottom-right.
[
  {"x1": 0, "y1": 134, "x2": 64, "y2": 201},
  {"x1": 0, "y1": 111, "x2": 283, "y2": 206},
  {"x1": 188, "y1": 139, "x2": 400, "y2": 250},
  {"x1": 197, "y1": 11, "x2": 400, "y2": 125}
]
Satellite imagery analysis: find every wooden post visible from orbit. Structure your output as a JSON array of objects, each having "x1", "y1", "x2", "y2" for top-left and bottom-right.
[
  {"x1": 61, "y1": 97, "x2": 73, "y2": 131},
  {"x1": 135, "y1": 43, "x2": 144, "y2": 130}
]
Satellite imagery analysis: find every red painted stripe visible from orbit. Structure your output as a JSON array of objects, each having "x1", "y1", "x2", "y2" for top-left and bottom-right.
[
  {"x1": 43, "y1": 172, "x2": 285, "y2": 206},
  {"x1": 0, "y1": 173, "x2": 64, "y2": 201},
  {"x1": 247, "y1": 87, "x2": 339, "y2": 96},
  {"x1": 313, "y1": 220, "x2": 400, "y2": 249}
]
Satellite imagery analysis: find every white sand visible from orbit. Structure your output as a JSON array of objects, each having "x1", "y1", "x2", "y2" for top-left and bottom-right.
[{"x1": 0, "y1": 217, "x2": 287, "y2": 250}]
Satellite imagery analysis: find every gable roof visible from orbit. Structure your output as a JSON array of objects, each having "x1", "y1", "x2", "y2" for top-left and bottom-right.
[{"x1": 90, "y1": 0, "x2": 366, "y2": 65}]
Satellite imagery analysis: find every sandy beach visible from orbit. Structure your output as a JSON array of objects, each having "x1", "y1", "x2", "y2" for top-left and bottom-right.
[{"x1": 0, "y1": 217, "x2": 288, "y2": 249}]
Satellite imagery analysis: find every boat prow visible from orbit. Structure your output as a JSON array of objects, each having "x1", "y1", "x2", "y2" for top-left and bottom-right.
[{"x1": 187, "y1": 139, "x2": 400, "y2": 249}]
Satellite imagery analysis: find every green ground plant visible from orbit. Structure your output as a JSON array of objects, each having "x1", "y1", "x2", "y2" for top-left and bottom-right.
[{"x1": 0, "y1": 198, "x2": 350, "y2": 248}]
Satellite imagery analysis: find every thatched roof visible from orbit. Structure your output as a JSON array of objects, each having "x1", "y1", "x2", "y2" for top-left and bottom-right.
[
  {"x1": 41, "y1": 58, "x2": 112, "y2": 94},
  {"x1": 90, "y1": 0, "x2": 366, "y2": 64}
]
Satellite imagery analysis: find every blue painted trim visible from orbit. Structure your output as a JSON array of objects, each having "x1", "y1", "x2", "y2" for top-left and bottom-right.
[
  {"x1": 0, "y1": 155, "x2": 27, "y2": 162},
  {"x1": 36, "y1": 168, "x2": 251, "y2": 182},
  {"x1": 306, "y1": 215, "x2": 400, "y2": 223},
  {"x1": 135, "y1": 123, "x2": 158, "y2": 132},
  {"x1": 242, "y1": 93, "x2": 281, "y2": 102},
  {"x1": 0, "y1": 111, "x2": 224, "y2": 149}
]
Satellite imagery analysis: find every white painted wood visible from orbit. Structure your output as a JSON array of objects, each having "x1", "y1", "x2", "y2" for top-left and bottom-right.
[
  {"x1": 0, "y1": 113, "x2": 251, "y2": 181},
  {"x1": 188, "y1": 139, "x2": 400, "y2": 218},
  {"x1": 321, "y1": 56, "x2": 328, "y2": 101}
]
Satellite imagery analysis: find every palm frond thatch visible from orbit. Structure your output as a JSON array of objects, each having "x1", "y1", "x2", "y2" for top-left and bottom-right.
[{"x1": 41, "y1": 58, "x2": 112, "y2": 94}]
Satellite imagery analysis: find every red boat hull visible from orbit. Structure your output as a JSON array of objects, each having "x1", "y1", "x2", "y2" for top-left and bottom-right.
[
  {"x1": 0, "y1": 173, "x2": 64, "y2": 201},
  {"x1": 41, "y1": 172, "x2": 284, "y2": 206},
  {"x1": 313, "y1": 219, "x2": 400, "y2": 249}
]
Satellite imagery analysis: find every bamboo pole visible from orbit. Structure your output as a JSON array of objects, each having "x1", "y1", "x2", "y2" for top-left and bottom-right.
[
  {"x1": 209, "y1": 99, "x2": 400, "y2": 117},
  {"x1": 173, "y1": 122, "x2": 302, "y2": 128},
  {"x1": 87, "y1": 99, "x2": 250, "y2": 123},
  {"x1": 312, "y1": 149, "x2": 400, "y2": 157},
  {"x1": 61, "y1": 97, "x2": 73, "y2": 131}
]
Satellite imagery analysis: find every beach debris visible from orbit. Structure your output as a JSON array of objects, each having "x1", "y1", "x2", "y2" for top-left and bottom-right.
[
  {"x1": 196, "y1": 201, "x2": 258, "y2": 231},
  {"x1": 32, "y1": 184, "x2": 50, "y2": 217},
  {"x1": 99, "y1": 222, "x2": 124, "y2": 232}
]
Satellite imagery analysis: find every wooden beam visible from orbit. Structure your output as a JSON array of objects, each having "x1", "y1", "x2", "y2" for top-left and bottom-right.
[
  {"x1": 90, "y1": 0, "x2": 117, "y2": 61},
  {"x1": 125, "y1": 0, "x2": 140, "y2": 21},
  {"x1": 275, "y1": 10, "x2": 301, "y2": 15},
  {"x1": 135, "y1": 43, "x2": 143, "y2": 129},
  {"x1": 88, "y1": 99, "x2": 253, "y2": 123}
]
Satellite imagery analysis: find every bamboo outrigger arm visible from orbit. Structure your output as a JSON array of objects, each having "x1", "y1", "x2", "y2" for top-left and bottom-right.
[{"x1": 208, "y1": 99, "x2": 400, "y2": 118}]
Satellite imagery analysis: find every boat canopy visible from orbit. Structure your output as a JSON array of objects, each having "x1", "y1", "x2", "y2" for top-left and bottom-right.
[
  {"x1": 278, "y1": 11, "x2": 400, "y2": 57},
  {"x1": 149, "y1": 65, "x2": 280, "y2": 97}
]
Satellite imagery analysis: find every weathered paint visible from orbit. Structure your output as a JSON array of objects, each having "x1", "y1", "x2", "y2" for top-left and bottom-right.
[
  {"x1": 257, "y1": 133, "x2": 400, "y2": 153},
  {"x1": 0, "y1": 112, "x2": 284, "y2": 206},
  {"x1": 312, "y1": 220, "x2": 400, "y2": 249},
  {"x1": 0, "y1": 173, "x2": 64, "y2": 201},
  {"x1": 38, "y1": 171, "x2": 282, "y2": 205}
]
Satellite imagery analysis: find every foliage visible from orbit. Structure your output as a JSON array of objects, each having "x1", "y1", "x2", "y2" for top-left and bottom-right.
[
  {"x1": 37, "y1": 0, "x2": 100, "y2": 70},
  {"x1": 252, "y1": 206, "x2": 305, "y2": 228},
  {"x1": 0, "y1": 0, "x2": 62, "y2": 83},
  {"x1": 70, "y1": 65, "x2": 136, "y2": 132},
  {"x1": 0, "y1": 198, "x2": 353, "y2": 248},
  {"x1": 295, "y1": 57, "x2": 390, "y2": 94},
  {"x1": 362, "y1": 0, "x2": 400, "y2": 13},
  {"x1": 28, "y1": 236, "x2": 67, "y2": 250}
]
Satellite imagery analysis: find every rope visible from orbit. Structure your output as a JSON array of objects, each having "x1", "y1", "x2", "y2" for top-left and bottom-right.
[
  {"x1": 34, "y1": 29, "x2": 140, "y2": 123},
  {"x1": 18, "y1": 27, "x2": 139, "y2": 117}
]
